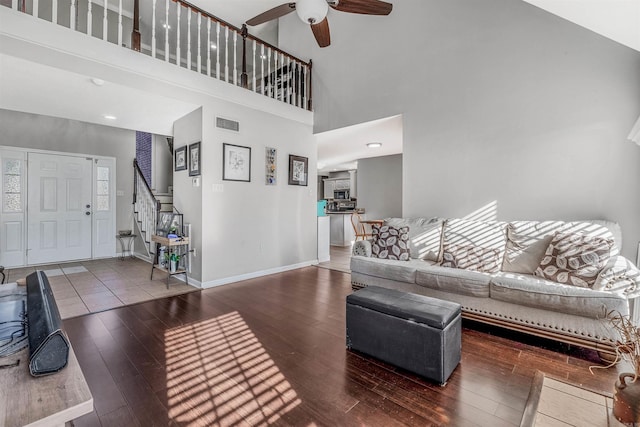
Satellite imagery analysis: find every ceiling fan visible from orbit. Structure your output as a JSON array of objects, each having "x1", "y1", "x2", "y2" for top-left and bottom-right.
[{"x1": 246, "y1": 0, "x2": 393, "y2": 48}]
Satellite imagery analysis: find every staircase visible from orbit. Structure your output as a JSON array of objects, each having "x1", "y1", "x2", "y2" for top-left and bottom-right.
[{"x1": 133, "y1": 160, "x2": 173, "y2": 259}]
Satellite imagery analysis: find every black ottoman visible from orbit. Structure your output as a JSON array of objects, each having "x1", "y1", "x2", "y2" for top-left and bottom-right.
[{"x1": 346, "y1": 286, "x2": 462, "y2": 385}]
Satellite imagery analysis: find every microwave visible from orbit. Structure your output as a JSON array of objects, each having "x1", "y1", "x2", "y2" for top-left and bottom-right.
[{"x1": 334, "y1": 190, "x2": 349, "y2": 199}]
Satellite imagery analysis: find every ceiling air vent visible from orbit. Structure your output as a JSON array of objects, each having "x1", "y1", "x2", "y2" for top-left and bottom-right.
[{"x1": 216, "y1": 117, "x2": 239, "y2": 132}]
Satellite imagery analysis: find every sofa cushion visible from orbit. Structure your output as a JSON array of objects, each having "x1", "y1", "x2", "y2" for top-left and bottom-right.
[
  {"x1": 416, "y1": 264, "x2": 492, "y2": 298},
  {"x1": 440, "y1": 219, "x2": 508, "y2": 267},
  {"x1": 384, "y1": 217, "x2": 444, "y2": 261},
  {"x1": 371, "y1": 225, "x2": 410, "y2": 261},
  {"x1": 440, "y1": 245, "x2": 501, "y2": 273},
  {"x1": 593, "y1": 255, "x2": 640, "y2": 298},
  {"x1": 502, "y1": 225, "x2": 554, "y2": 275},
  {"x1": 350, "y1": 256, "x2": 427, "y2": 284},
  {"x1": 534, "y1": 232, "x2": 614, "y2": 288},
  {"x1": 491, "y1": 272, "x2": 628, "y2": 318},
  {"x1": 504, "y1": 221, "x2": 621, "y2": 274}
]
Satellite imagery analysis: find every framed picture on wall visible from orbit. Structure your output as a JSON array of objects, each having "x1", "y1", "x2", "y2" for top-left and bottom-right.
[
  {"x1": 188, "y1": 142, "x2": 201, "y2": 176},
  {"x1": 174, "y1": 146, "x2": 187, "y2": 171},
  {"x1": 223, "y1": 143, "x2": 251, "y2": 182},
  {"x1": 288, "y1": 154, "x2": 308, "y2": 186},
  {"x1": 265, "y1": 147, "x2": 277, "y2": 185}
]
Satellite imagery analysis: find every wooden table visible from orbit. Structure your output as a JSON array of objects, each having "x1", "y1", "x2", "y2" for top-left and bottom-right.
[
  {"x1": 0, "y1": 345, "x2": 93, "y2": 427},
  {"x1": 360, "y1": 219, "x2": 384, "y2": 226},
  {"x1": 520, "y1": 371, "x2": 624, "y2": 427}
]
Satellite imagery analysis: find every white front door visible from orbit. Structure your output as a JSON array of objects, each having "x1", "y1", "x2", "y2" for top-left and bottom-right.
[{"x1": 27, "y1": 153, "x2": 93, "y2": 264}]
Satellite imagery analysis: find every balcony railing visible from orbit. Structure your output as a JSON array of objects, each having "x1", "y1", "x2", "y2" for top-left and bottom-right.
[{"x1": 5, "y1": 0, "x2": 313, "y2": 111}]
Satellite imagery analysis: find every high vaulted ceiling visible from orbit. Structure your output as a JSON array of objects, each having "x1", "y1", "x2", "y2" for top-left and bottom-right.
[{"x1": 197, "y1": 0, "x2": 640, "y2": 53}]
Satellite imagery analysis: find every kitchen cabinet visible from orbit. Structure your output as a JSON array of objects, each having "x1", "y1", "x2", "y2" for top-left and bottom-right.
[
  {"x1": 323, "y1": 179, "x2": 334, "y2": 199},
  {"x1": 334, "y1": 179, "x2": 350, "y2": 190},
  {"x1": 329, "y1": 213, "x2": 356, "y2": 246}
]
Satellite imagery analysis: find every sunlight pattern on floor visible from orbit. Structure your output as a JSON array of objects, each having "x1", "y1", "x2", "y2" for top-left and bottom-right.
[{"x1": 165, "y1": 311, "x2": 301, "y2": 426}]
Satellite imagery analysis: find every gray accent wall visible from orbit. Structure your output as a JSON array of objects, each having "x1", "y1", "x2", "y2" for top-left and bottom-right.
[
  {"x1": 280, "y1": 0, "x2": 640, "y2": 259},
  {"x1": 0, "y1": 109, "x2": 135, "y2": 247},
  {"x1": 357, "y1": 154, "x2": 402, "y2": 220}
]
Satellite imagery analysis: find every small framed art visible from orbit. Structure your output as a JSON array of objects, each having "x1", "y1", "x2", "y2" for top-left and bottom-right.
[
  {"x1": 265, "y1": 147, "x2": 277, "y2": 185},
  {"x1": 223, "y1": 143, "x2": 251, "y2": 182},
  {"x1": 174, "y1": 146, "x2": 187, "y2": 171},
  {"x1": 189, "y1": 142, "x2": 201, "y2": 176},
  {"x1": 288, "y1": 154, "x2": 308, "y2": 186}
]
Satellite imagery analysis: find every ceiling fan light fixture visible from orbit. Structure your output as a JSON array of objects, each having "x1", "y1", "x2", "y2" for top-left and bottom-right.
[
  {"x1": 296, "y1": 0, "x2": 328, "y2": 24},
  {"x1": 367, "y1": 142, "x2": 382, "y2": 148}
]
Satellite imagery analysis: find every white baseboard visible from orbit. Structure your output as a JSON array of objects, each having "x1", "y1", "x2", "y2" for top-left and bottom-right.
[{"x1": 200, "y1": 261, "x2": 317, "y2": 289}]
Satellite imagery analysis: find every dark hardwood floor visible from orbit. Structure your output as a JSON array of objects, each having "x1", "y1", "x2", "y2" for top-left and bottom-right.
[{"x1": 65, "y1": 266, "x2": 622, "y2": 426}]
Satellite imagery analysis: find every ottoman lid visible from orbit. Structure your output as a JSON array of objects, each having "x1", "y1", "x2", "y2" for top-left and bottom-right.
[{"x1": 347, "y1": 286, "x2": 461, "y2": 329}]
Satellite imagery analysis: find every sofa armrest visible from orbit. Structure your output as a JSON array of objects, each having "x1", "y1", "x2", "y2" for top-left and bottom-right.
[
  {"x1": 594, "y1": 255, "x2": 640, "y2": 299},
  {"x1": 352, "y1": 240, "x2": 372, "y2": 257}
]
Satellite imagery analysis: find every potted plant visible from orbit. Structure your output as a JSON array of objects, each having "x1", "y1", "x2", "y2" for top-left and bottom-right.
[{"x1": 593, "y1": 309, "x2": 640, "y2": 423}]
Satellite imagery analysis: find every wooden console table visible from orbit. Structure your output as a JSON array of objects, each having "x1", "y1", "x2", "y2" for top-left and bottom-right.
[{"x1": 0, "y1": 345, "x2": 93, "y2": 427}]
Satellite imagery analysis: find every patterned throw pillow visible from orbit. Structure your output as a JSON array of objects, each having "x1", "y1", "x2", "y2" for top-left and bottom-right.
[
  {"x1": 534, "y1": 232, "x2": 613, "y2": 288},
  {"x1": 371, "y1": 225, "x2": 410, "y2": 261},
  {"x1": 440, "y1": 245, "x2": 501, "y2": 273}
]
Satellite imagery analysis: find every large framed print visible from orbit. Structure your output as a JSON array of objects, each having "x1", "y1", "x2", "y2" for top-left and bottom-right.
[
  {"x1": 174, "y1": 146, "x2": 187, "y2": 171},
  {"x1": 223, "y1": 143, "x2": 251, "y2": 182},
  {"x1": 188, "y1": 142, "x2": 201, "y2": 176},
  {"x1": 288, "y1": 154, "x2": 308, "y2": 186}
]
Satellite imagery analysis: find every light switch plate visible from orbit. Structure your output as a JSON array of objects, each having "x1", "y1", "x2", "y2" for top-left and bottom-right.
[{"x1": 192, "y1": 177, "x2": 200, "y2": 187}]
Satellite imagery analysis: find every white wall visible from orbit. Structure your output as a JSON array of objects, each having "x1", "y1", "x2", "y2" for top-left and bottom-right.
[
  {"x1": 0, "y1": 109, "x2": 135, "y2": 247},
  {"x1": 152, "y1": 134, "x2": 173, "y2": 194},
  {"x1": 357, "y1": 155, "x2": 402, "y2": 220},
  {"x1": 280, "y1": 0, "x2": 640, "y2": 259},
  {"x1": 173, "y1": 108, "x2": 204, "y2": 281},
  {"x1": 198, "y1": 104, "x2": 317, "y2": 286}
]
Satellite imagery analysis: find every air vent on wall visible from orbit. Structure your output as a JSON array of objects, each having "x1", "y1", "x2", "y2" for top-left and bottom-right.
[{"x1": 216, "y1": 117, "x2": 239, "y2": 132}]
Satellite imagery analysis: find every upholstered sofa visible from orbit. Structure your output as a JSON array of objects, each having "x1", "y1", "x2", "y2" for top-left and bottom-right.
[{"x1": 350, "y1": 218, "x2": 640, "y2": 356}]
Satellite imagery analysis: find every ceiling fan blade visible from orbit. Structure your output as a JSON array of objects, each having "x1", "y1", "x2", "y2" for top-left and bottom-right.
[
  {"x1": 246, "y1": 3, "x2": 296, "y2": 26},
  {"x1": 331, "y1": 0, "x2": 392, "y2": 15},
  {"x1": 311, "y1": 17, "x2": 331, "y2": 48}
]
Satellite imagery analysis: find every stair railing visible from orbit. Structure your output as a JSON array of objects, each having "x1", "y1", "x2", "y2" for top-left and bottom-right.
[
  {"x1": 133, "y1": 159, "x2": 161, "y2": 256},
  {"x1": 5, "y1": 0, "x2": 312, "y2": 111}
]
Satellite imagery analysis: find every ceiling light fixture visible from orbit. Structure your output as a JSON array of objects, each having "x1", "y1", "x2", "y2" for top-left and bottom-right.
[
  {"x1": 210, "y1": 43, "x2": 217, "y2": 49},
  {"x1": 103, "y1": 115, "x2": 117, "y2": 120},
  {"x1": 90, "y1": 77, "x2": 104, "y2": 86},
  {"x1": 367, "y1": 142, "x2": 382, "y2": 148},
  {"x1": 296, "y1": 0, "x2": 328, "y2": 24}
]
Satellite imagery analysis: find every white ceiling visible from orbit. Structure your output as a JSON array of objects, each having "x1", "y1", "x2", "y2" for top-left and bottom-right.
[
  {"x1": 316, "y1": 115, "x2": 403, "y2": 174},
  {"x1": 0, "y1": 54, "x2": 199, "y2": 135},
  {"x1": 523, "y1": 0, "x2": 640, "y2": 52}
]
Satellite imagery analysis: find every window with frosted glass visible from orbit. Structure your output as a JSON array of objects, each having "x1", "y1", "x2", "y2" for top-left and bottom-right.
[
  {"x1": 96, "y1": 166, "x2": 110, "y2": 211},
  {"x1": 3, "y1": 159, "x2": 22, "y2": 213}
]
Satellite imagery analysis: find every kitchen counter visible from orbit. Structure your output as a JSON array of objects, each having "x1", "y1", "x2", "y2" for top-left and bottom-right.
[{"x1": 329, "y1": 213, "x2": 356, "y2": 246}]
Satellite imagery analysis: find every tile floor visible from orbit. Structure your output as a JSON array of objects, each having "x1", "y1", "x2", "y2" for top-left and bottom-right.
[
  {"x1": 317, "y1": 245, "x2": 352, "y2": 273},
  {"x1": 3, "y1": 257, "x2": 196, "y2": 319}
]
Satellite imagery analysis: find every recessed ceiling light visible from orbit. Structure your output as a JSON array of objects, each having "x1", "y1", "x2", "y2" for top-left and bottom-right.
[
  {"x1": 90, "y1": 77, "x2": 104, "y2": 86},
  {"x1": 367, "y1": 142, "x2": 382, "y2": 148},
  {"x1": 103, "y1": 114, "x2": 117, "y2": 120}
]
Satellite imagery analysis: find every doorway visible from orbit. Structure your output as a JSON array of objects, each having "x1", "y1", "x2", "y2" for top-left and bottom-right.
[{"x1": 0, "y1": 148, "x2": 116, "y2": 267}]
